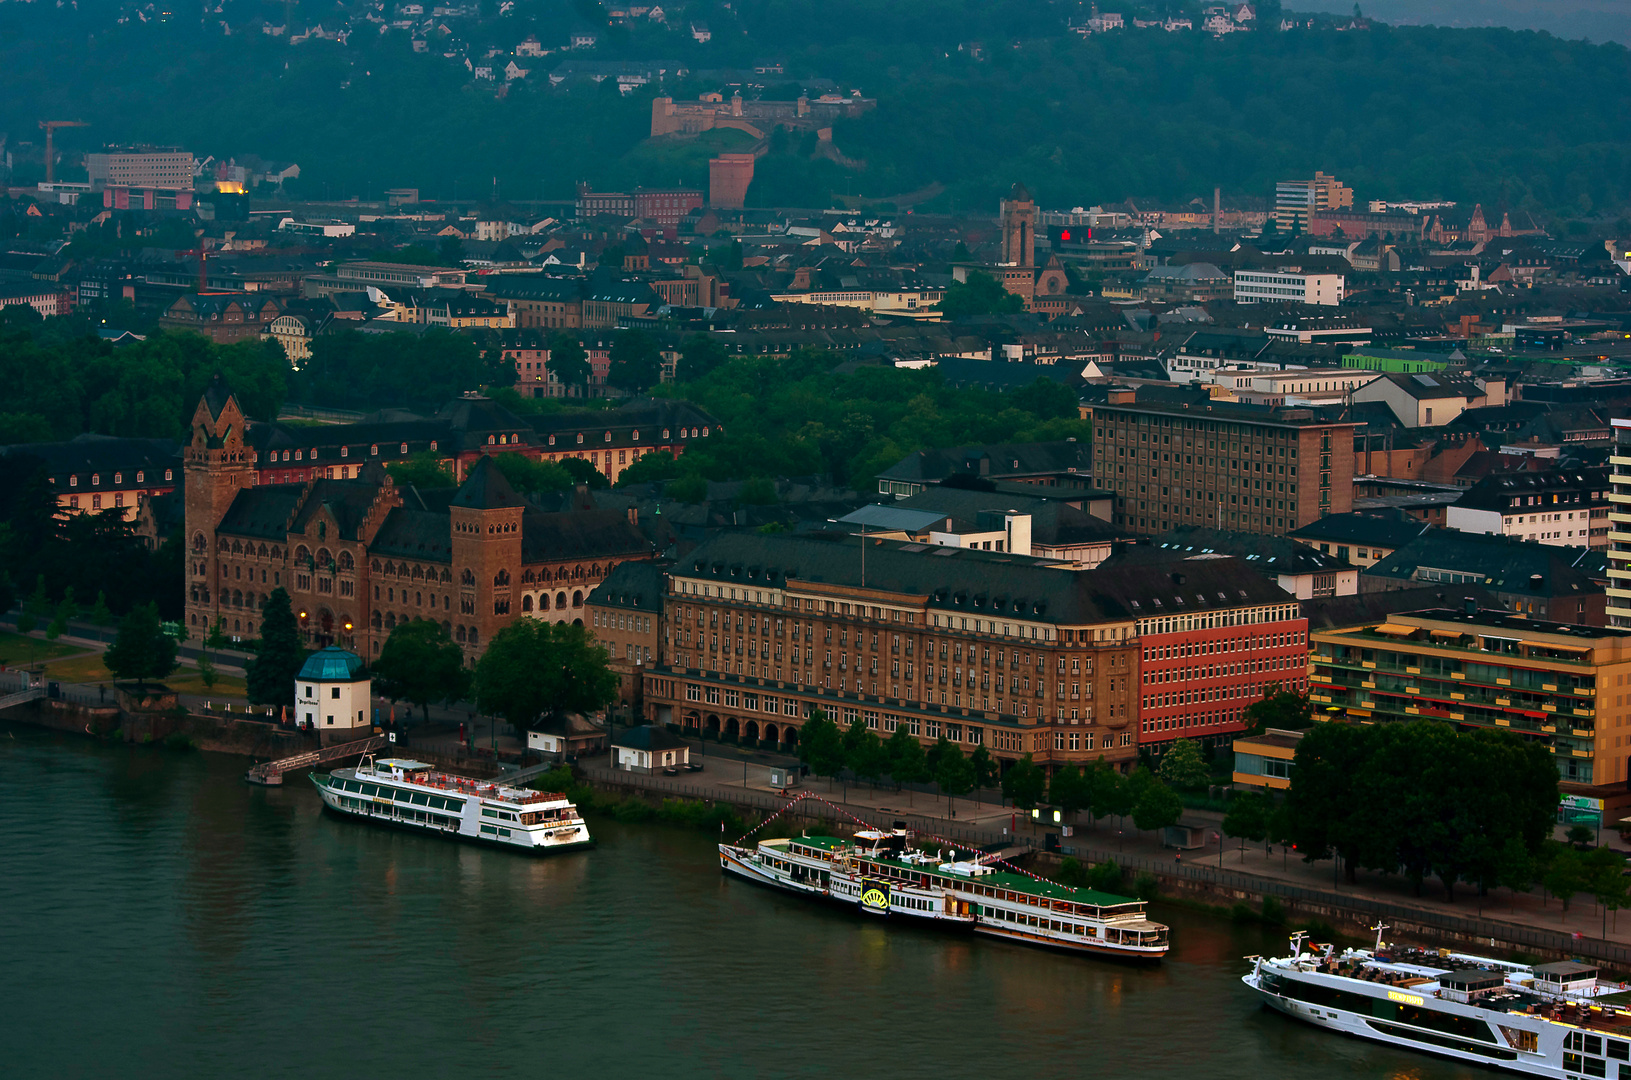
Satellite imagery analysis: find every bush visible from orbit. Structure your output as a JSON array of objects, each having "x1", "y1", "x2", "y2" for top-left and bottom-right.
[
  {"x1": 1056, "y1": 856, "x2": 1087, "y2": 889},
  {"x1": 1260, "y1": 896, "x2": 1286, "y2": 924},
  {"x1": 163, "y1": 731, "x2": 195, "y2": 751},
  {"x1": 1086, "y1": 859, "x2": 1123, "y2": 893},
  {"x1": 1133, "y1": 872, "x2": 1160, "y2": 900}
]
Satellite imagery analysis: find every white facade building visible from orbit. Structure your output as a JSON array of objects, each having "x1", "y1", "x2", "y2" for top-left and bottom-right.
[
  {"x1": 1233, "y1": 270, "x2": 1345, "y2": 306},
  {"x1": 295, "y1": 646, "x2": 372, "y2": 743}
]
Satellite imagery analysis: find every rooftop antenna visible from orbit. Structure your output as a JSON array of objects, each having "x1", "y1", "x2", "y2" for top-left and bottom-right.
[
  {"x1": 1289, "y1": 929, "x2": 1309, "y2": 957},
  {"x1": 1371, "y1": 921, "x2": 1389, "y2": 951}
]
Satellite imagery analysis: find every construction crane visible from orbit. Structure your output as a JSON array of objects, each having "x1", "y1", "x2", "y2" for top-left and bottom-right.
[{"x1": 38, "y1": 120, "x2": 88, "y2": 185}]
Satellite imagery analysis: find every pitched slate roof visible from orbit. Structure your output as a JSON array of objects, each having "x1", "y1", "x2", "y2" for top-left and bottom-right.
[
  {"x1": 894, "y1": 486, "x2": 1127, "y2": 546},
  {"x1": 876, "y1": 440, "x2": 1091, "y2": 484},
  {"x1": 217, "y1": 485, "x2": 306, "y2": 539},
  {"x1": 291, "y1": 479, "x2": 389, "y2": 540},
  {"x1": 587, "y1": 558, "x2": 667, "y2": 611},
  {"x1": 1289, "y1": 512, "x2": 1431, "y2": 550},
  {"x1": 1451, "y1": 467, "x2": 1607, "y2": 513},
  {"x1": 521, "y1": 508, "x2": 650, "y2": 562},
  {"x1": 1364, "y1": 529, "x2": 1607, "y2": 597},
  {"x1": 1115, "y1": 526, "x2": 1346, "y2": 575},
  {"x1": 611, "y1": 724, "x2": 689, "y2": 751},
  {"x1": 451, "y1": 455, "x2": 525, "y2": 510},
  {"x1": 370, "y1": 507, "x2": 455, "y2": 563}
]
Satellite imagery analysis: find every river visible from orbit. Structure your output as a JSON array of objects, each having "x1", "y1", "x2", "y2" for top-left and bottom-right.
[{"x1": 1, "y1": 723, "x2": 1483, "y2": 1079}]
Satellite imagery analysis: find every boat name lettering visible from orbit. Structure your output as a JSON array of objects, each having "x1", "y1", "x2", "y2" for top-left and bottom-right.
[{"x1": 1387, "y1": 991, "x2": 1424, "y2": 1006}]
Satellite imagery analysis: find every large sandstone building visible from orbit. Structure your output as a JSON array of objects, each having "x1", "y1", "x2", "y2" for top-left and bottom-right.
[{"x1": 184, "y1": 382, "x2": 655, "y2": 660}]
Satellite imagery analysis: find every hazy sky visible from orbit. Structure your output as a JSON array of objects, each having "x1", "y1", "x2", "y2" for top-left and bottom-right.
[{"x1": 1294, "y1": 0, "x2": 1630, "y2": 44}]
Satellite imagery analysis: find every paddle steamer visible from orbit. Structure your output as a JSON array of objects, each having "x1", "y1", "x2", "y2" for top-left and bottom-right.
[
  {"x1": 1244, "y1": 926, "x2": 1631, "y2": 1076},
  {"x1": 312, "y1": 756, "x2": 593, "y2": 854},
  {"x1": 719, "y1": 826, "x2": 1167, "y2": 959}
]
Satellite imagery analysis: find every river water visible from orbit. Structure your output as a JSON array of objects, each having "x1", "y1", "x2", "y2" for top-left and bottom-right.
[{"x1": 2, "y1": 723, "x2": 1483, "y2": 1080}]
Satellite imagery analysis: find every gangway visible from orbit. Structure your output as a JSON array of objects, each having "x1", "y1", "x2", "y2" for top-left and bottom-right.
[
  {"x1": 245, "y1": 735, "x2": 387, "y2": 785},
  {"x1": 492, "y1": 760, "x2": 569, "y2": 791},
  {"x1": 0, "y1": 686, "x2": 45, "y2": 711}
]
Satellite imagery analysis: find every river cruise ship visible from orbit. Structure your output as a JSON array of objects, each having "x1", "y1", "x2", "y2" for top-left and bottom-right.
[
  {"x1": 312, "y1": 757, "x2": 593, "y2": 855},
  {"x1": 1244, "y1": 928, "x2": 1631, "y2": 1076},
  {"x1": 719, "y1": 827, "x2": 1168, "y2": 959}
]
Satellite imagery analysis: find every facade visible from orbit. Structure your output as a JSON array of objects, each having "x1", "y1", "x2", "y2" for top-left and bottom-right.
[
  {"x1": 1607, "y1": 419, "x2": 1631, "y2": 630},
  {"x1": 0, "y1": 435, "x2": 180, "y2": 522},
  {"x1": 295, "y1": 646, "x2": 372, "y2": 743},
  {"x1": 0, "y1": 281, "x2": 73, "y2": 317},
  {"x1": 1206, "y1": 368, "x2": 1380, "y2": 407},
  {"x1": 1231, "y1": 729, "x2": 1303, "y2": 790},
  {"x1": 875, "y1": 440, "x2": 1094, "y2": 500},
  {"x1": 183, "y1": 382, "x2": 655, "y2": 659},
  {"x1": 709, "y1": 154, "x2": 756, "y2": 209},
  {"x1": 1289, "y1": 512, "x2": 1429, "y2": 569},
  {"x1": 1234, "y1": 270, "x2": 1345, "y2": 306},
  {"x1": 1087, "y1": 399, "x2": 1358, "y2": 536},
  {"x1": 1308, "y1": 608, "x2": 1631, "y2": 799},
  {"x1": 1135, "y1": 572, "x2": 1308, "y2": 751},
  {"x1": 1350, "y1": 372, "x2": 1505, "y2": 428},
  {"x1": 1362, "y1": 529, "x2": 1608, "y2": 626},
  {"x1": 334, "y1": 262, "x2": 468, "y2": 289},
  {"x1": 586, "y1": 560, "x2": 666, "y2": 723},
  {"x1": 159, "y1": 293, "x2": 282, "y2": 344},
  {"x1": 611, "y1": 725, "x2": 691, "y2": 772},
  {"x1": 1446, "y1": 469, "x2": 1609, "y2": 549},
  {"x1": 487, "y1": 276, "x2": 583, "y2": 330},
  {"x1": 1273, "y1": 172, "x2": 1352, "y2": 231},
  {"x1": 644, "y1": 532, "x2": 1146, "y2": 772},
  {"x1": 84, "y1": 147, "x2": 195, "y2": 190}
]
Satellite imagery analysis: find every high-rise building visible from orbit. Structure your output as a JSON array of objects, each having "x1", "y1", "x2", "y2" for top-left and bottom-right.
[
  {"x1": 1273, "y1": 172, "x2": 1352, "y2": 232},
  {"x1": 84, "y1": 146, "x2": 195, "y2": 191},
  {"x1": 1086, "y1": 396, "x2": 1358, "y2": 536},
  {"x1": 1607, "y1": 419, "x2": 1631, "y2": 628}
]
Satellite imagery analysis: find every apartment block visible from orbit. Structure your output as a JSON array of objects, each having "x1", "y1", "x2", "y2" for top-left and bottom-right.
[
  {"x1": 1088, "y1": 399, "x2": 1357, "y2": 536},
  {"x1": 1309, "y1": 608, "x2": 1631, "y2": 799}
]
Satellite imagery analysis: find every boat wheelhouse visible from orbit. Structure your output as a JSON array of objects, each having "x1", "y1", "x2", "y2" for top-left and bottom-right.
[
  {"x1": 311, "y1": 757, "x2": 593, "y2": 854},
  {"x1": 1244, "y1": 927, "x2": 1631, "y2": 1077},
  {"x1": 719, "y1": 827, "x2": 1167, "y2": 959}
]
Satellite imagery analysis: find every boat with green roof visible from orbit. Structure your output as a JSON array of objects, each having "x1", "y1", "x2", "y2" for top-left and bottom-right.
[{"x1": 719, "y1": 827, "x2": 1168, "y2": 959}]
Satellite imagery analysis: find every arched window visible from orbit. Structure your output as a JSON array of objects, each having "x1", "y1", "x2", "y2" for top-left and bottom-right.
[
  {"x1": 411, "y1": 565, "x2": 423, "y2": 580},
  {"x1": 296, "y1": 546, "x2": 311, "y2": 563},
  {"x1": 540, "y1": 593, "x2": 551, "y2": 612},
  {"x1": 469, "y1": 628, "x2": 479, "y2": 646},
  {"x1": 231, "y1": 540, "x2": 243, "y2": 554},
  {"x1": 521, "y1": 595, "x2": 533, "y2": 612},
  {"x1": 456, "y1": 626, "x2": 467, "y2": 643},
  {"x1": 258, "y1": 544, "x2": 269, "y2": 558},
  {"x1": 193, "y1": 533, "x2": 207, "y2": 554},
  {"x1": 462, "y1": 569, "x2": 476, "y2": 586},
  {"x1": 386, "y1": 612, "x2": 397, "y2": 630},
  {"x1": 572, "y1": 589, "x2": 583, "y2": 608},
  {"x1": 271, "y1": 546, "x2": 282, "y2": 560},
  {"x1": 440, "y1": 569, "x2": 452, "y2": 583},
  {"x1": 371, "y1": 611, "x2": 382, "y2": 629},
  {"x1": 218, "y1": 538, "x2": 230, "y2": 553},
  {"x1": 495, "y1": 570, "x2": 510, "y2": 587},
  {"x1": 338, "y1": 551, "x2": 354, "y2": 571},
  {"x1": 556, "y1": 592, "x2": 567, "y2": 610},
  {"x1": 372, "y1": 559, "x2": 381, "y2": 572},
  {"x1": 316, "y1": 548, "x2": 332, "y2": 568}
]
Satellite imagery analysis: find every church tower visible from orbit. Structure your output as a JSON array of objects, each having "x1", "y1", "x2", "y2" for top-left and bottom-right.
[
  {"x1": 184, "y1": 376, "x2": 256, "y2": 635},
  {"x1": 448, "y1": 456, "x2": 526, "y2": 660},
  {"x1": 1000, "y1": 182, "x2": 1036, "y2": 268}
]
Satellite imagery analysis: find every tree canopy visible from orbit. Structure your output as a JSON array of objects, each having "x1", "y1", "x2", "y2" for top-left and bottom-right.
[
  {"x1": 373, "y1": 619, "x2": 472, "y2": 721},
  {"x1": 103, "y1": 602, "x2": 177, "y2": 685},
  {"x1": 247, "y1": 588, "x2": 308, "y2": 707},
  {"x1": 475, "y1": 619, "x2": 618, "y2": 728},
  {"x1": 1282, "y1": 720, "x2": 1559, "y2": 900}
]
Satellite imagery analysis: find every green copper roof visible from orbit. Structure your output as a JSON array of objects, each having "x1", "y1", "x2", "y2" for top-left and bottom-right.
[{"x1": 297, "y1": 646, "x2": 365, "y2": 681}]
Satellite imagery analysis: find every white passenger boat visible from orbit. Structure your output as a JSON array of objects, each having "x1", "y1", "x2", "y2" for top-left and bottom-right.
[
  {"x1": 1244, "y1": 925, "x2": 1631, "y2": 1076},
  {"x1": 312, "y1": 756, "x2": 593, "y2": 854},
  {"x1": 719, "y1": 826, "x2": 1168, "y2": 960}
]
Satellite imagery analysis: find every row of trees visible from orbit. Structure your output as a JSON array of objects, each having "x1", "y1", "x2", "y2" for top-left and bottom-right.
[{"x1": 1266, "y1": 720, "x2": 1560, "y2": 902}]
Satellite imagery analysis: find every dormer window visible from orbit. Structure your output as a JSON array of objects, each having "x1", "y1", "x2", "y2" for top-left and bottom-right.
[
  {"x1": 371, "y1": 444, "x2": 379, "y2": 456},
  {"x1": 310, "y1": 448, "x2": 318, "y2": 459},
  {"x1": 294, "y1": 451, "x2": 302, "y2": 461},
  {"x1": 340, "y1": 447, "x2": 349, "y2": 458},
  {"x1": 136, "y1": 471, "x2": 144, "y2": 483},
  {"x1": 487, "y1": 436, "x2": 495, "y2": 446},
  {"x1": 114, "y1": 472, "x2": 122, "y2": 484},
  {"x1": 400, "y1": 443, "x2": 408, "y2": 454},
  {"x1": 430, "y1": 440, "x2": 438, "y2": 451},
  {"x1": 164, "y1": 469, "x2": 172, "y2": 481},
  {"x1": 576, "y1": 433, "x2": 584, "y2": 445},
  {"x1": 91, "y1": 474, "x2": 100, "y2": 486},
  {"x1": 69, "y1": 475, "x2": 78, "y2": 488},
  {"x1": 604, "y1": 431, "x2": 612, "y2": 442},
  {"x1": 548, "y1": 435, "x2": 556, "y2": 446},
  {"x1": 632, "y1": 430, "x2": 639, "y2": 441},
  {"x1": 662, "y1": 429, "x2": 669, "y2": 438}
]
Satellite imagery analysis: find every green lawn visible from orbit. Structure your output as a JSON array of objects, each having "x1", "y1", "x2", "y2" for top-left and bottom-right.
[{"x1": 0, "y1": 631, "x2": 91, "y2": 669}]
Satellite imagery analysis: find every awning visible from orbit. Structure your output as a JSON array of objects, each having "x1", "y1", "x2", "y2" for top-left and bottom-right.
[
  {"x1": 1373, "y1": 623, "x2": 1416, "y2": 636},
  {"x1": 1429, "y1": 629, "x2": 1464, "y2": 639}
]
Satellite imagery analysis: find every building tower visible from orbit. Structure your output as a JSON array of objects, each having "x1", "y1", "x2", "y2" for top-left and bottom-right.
[
  {"x1": 448, "y1": 456, "x2": 526, "y2": 659},
  {"x1": 1000, "y1": 182, "x2": 1036, "y2": 268},
  {"x1": 183, "y1": 376, "x2": 255, "y2": 635}
]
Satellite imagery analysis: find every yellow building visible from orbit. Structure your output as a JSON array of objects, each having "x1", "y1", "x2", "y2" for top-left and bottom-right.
[{"x1": 1231, "y1": 728, "x2": 1303, "y2": 790}]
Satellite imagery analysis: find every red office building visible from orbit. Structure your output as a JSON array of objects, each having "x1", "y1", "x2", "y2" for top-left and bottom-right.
[{"x1": 1131, "y1": 563, "x2": 1309, "y2": 751}]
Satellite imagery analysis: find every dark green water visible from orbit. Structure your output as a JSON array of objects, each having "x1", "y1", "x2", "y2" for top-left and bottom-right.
[{"x1": 2, "y1": 723, "x2": 1482, "y2": 1079}]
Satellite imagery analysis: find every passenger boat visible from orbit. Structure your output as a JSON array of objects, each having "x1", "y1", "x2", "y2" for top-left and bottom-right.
[
  {"x1": 719, "y1": 826, "x2": 1168, "y2": 959},
  {"x1": 1244, "y1": 925, "x2": 1631, "y2": 1076},
  {"x1": 311, "y1": 756, "x2": 593, "y2": 854}
]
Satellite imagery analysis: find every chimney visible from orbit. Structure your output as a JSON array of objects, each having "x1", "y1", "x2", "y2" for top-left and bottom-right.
[
  {"x1": 627, "y1": 506, "x2": 639, "y2": 526},
  {"x1": 1213, "y1": 186, "x2": 1220, "y2": 234}
]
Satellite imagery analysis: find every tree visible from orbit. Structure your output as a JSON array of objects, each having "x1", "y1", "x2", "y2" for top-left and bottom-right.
[
  {"x1": 935, "y1": 741, "x2": 976, "y2": 811},
  {"x1": 386, "y1": 451, "x2": 455, "y2": 489},
  {"x1": 88, "y1": 590, "x2": 113, "y2": 626},
  {"x1": 103, "y1": 602, "x2": 177, "y2": 685},
  {"x1": 969, "y1": 744, "x2": 999, "y2": 791},
  {"x1": 492, "y1": 452, "x2": 573, "y2": 495},
  {"x1": 45, "y1": 585, "x2": 77, "y2": 640},
  {"x1": 677, "y1": 332, "x2": 728, "y2": 383},
  {"x1": 798, "y1": 708, "x2": 845, "y2": 787},
  {"x1": 885, "y1": 724, "x2": 928, "y2": 799},
  {"x1": 615, "y1": 450, "x2": 681, "y2": 487},
  {"x1": 375, "y1": 619, "x2": 472, "y2": 722},
  {"x1": 1222, "y1": 790, "x2": 1272, "y2": 859},
  {"x1": 1002, "y1": 753, "x2": 1047, "y2": 810},
  {"x1": 198, "y1": 616, "x2": 228, "y2": 691},
  {"x1": 1543, "y1": 845, "x2": 1589, "y2": 915},
  {"x1": 1049, "y1": 764, "x2": 1089, "y2": 818},
  {"x1": 546, "y1": 332, "x2": 592, "y2": 394},
  {"x1": 1157, "y1": 738, "x2": 1209, "y2": 789},
  {"x1": 936, "y1": 270, "x2": 1024, "y2": 319},
  {"x1": 737, "y1": 477, "x2": 777, "y2": 505},
  {"x1": 1087, "y1": 759, "x2": 1130, "y2": 827},
  {"x1": 669, "y1": 474, "x2": 708, "y2": 504},
  {"x1": 17, "y1": 574, "x2": 46, "y2": 634},
  {"x1": 438, "y1": 234, "x2": 465, "y2": 265},
  {"x1": 560, "y1": 457, "x2": 610, "y2": 490},
  {"x1": 607, "y1": 330, "x2": 663, "y2": 394},
  {"x1": 475, "y1": 619, "x2": 618, "y2": 729},
  {"x1": 1586, "y1": 847, "x2": 1630, "y2": 933},
  {"x1": 1243, "y1": 685, "x2": 1314, "y2": 734},
  {"x1": 247, "y1": 588, "x2": 307, "y2": 707},
  {"x1": 845, "y1": 719, "x2": 888, "y2": 788},
  {"x1": 1130, "y1": 769, "x2": 1183, "y2": 833}
]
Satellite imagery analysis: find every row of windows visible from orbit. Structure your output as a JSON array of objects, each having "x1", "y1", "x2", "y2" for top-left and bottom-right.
[{"x1": 65, "y1": 468, "x2": 171, "y2": 488}]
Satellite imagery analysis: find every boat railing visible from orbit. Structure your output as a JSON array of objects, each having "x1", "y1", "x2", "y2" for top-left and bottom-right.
[{"x1": 390, "y1": 771, "x2": 568, "y2": 805}]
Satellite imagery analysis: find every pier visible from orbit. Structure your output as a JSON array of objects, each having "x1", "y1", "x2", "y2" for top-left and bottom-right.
[{"x1": 245, "y1": 735, "x2": 388, "y2": 785}]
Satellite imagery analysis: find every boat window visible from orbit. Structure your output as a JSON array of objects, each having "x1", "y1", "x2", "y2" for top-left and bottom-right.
[{"x1": 411, "y1": 792, "x2": 428, "y2": 805}]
